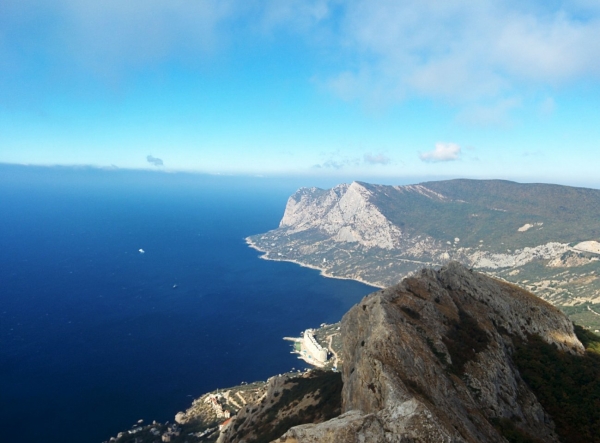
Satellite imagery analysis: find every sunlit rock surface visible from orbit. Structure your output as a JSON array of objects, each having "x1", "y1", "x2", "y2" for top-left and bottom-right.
[{"x1": 277, "y1": 262, "x2": 582, "y2": 443}]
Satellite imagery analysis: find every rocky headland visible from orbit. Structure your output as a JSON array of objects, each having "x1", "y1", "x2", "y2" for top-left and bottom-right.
[{"x1": 247, "y1": 179, "x2": 600, "y2": 330}]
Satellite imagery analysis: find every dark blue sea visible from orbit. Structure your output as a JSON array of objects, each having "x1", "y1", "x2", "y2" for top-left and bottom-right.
[{"x1": 0, "y1": 165, "x2": 375, "y2": 443}]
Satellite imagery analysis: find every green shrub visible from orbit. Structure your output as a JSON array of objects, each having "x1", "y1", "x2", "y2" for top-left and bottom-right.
[
  {"x1": 247, "y1": 371, "x2": 342, "y2": 443},
  {"x1": 489, "y1": 417, "x2": 545, "y2": 443},
  {"x1": 513, "y1": 331, "x2": 600, "y2": 443}
]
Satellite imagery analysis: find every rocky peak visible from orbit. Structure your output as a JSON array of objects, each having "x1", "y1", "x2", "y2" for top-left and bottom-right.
[
  {"x1": 278, "y1": 181, "x2": 403, "y2": 250},
  {"x1": 278, "y1": 262, "x2": 585, "y2": 443}
]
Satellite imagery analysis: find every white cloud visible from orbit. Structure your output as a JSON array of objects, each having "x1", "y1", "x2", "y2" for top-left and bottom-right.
[
  {"x1": 4, "y1": 0, "x2": 600, "y2": 117},
  {"x1": 419, "y1": 143, "x2": 462, "y2": 162},
  {"x1": 146, "y1": 155, "x2": 164, "y2": 167},
  {"x1": 314, "y1": 150, "x2": 392, "y2": 169},
  {"x1": 258, "y1": 0, "x2": 331, "y2": 32},
  {"x1": 0, "y1": 0, "x2": 340, "y2": 92},
  {"x1": 319, "y1": 0, "x2": 600, "y2": 116},
  {"x1": 0, "y1": 0, "x2": 243, "y2": 89},
  {"x1": 60, "y1": 0, "x2": 239, "y2": 78},
  {"x1": 314, "y1": 150, "x2": 361, "y2": 169}
]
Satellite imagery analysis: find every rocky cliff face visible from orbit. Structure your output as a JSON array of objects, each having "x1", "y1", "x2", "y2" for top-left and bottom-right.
[
  {"x1": 277, "y1": 262, "x2": 584, "y2": 443},
  {"x1": 279, "y1": 182, "x2": 404, "y2": 250},
  {"x1": 247, "y1": 179, "x2": 600, "y2": 326}
]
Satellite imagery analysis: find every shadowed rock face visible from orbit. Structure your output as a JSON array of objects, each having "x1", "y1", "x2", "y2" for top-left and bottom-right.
[
  {"x1": 278, "y1": 262, "x2": 584, "y2": 443},
  {"x1": 217, "y1": 370, "x2": 343, "y2": 443}
]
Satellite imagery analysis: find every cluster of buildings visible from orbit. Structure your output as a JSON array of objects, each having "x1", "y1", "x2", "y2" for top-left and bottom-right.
[
  {"x1": 157, "y1": 423, "x2": 181, "y2": 442},
  {"x1": 204, "y1": 393, "x2": 232, "y2": 419}
]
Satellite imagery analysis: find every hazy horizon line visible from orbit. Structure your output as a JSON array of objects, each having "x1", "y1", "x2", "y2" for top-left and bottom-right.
[{"x1": 1, "y1": 161, "x2": 599, "y2": 190}]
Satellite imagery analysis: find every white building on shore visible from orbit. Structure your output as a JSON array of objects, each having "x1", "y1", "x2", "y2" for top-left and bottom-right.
[{"x1": 302, "y1": 329, "x2": 328, "y2": 364}]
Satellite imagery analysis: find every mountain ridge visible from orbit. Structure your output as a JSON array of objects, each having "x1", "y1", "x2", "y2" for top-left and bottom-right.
[
  {"x1": 275, "y1": 262, "x2": 596, "y2": 443},
  {"x1": 247, "y1": 179, "x2": 600, "y2": 328}
]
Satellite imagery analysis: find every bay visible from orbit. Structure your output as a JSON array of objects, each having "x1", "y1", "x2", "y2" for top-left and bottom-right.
[{"x1": 0, "y1": 166, "x2": 375, "y2": 443}]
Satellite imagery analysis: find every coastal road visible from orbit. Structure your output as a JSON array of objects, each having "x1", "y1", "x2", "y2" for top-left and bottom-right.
[{"x1": 326, "y1": 334, "x2": 340, "y2": 369}]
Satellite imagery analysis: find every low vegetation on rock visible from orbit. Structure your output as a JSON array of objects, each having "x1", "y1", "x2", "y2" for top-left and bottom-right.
[
  {"x1": 513, "y1": 326, "x2": 600, "y2": 443},
  {"x1": 220, "y1": 370, "x2": 342, "y2": 443}
]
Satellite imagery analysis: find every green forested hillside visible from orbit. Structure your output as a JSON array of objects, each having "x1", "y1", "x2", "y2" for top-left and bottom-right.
[
  {"x1": 513, "y1": 326, "x2": 600, "y2": 443},
  {"x1": 365, "y1": 179, "x2": 600, "y2": 252}
]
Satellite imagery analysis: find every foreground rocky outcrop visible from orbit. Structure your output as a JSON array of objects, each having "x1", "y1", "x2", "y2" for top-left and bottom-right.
[{"x1": 275, "y1": 262, "x2": 585, "y2": 443}]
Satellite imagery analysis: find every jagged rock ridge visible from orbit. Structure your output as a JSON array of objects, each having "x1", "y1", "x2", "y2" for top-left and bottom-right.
[
  {"x1": 279, "y1": 182, "x2": 404, "y2": 250},
  {"x1": 247, "y1": 179, "x2": 600, "y2": 326},
  {"x1": 276, "y1": 262, "x2": 585, "y2": 443}
]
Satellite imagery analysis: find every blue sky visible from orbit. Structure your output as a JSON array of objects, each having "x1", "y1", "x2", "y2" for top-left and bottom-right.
[{"x1": 1, "y1": 0, "x2": 600, "y2": 187}]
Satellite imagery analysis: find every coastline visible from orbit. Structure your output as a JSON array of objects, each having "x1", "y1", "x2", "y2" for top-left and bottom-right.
[
  {"x1": 245, "y1": 237, "x2": 383, "y2": 289},
  {"x1": 283, "y1": 335, "x2": 327, "y2": 369}
]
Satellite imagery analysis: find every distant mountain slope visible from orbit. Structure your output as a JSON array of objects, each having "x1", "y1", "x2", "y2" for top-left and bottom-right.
[
  {"x1": 374, "y1": 179, "x2": 600, "y2": 251},
  {"x1": 247, "y1": 179, "x2": 600, "y2": 327}
]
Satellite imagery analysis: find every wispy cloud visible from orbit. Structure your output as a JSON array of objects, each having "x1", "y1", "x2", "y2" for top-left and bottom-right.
[
  {"x1": 313, "y1": 150, "x2": 360, "y2": 169},
  {"x1": 314, "y1": 150, "x2": 393, "y2": 169},
  {"x1": 4, "y1": 1, "x2": 600, "y2": 117},
  {"x1": 0, "y1": 0, "x2": 240, "y2": 89},
  {"x1": 419, "y1": 143, "x2": 461, "y2": 163},
  {"x1": 320, "y1": 1, "x2": 600, "y2": 117},
  {"x1": 146, "y1": 155, "x2": 164, "y2": 167},
  {"x1": 363, "y1": 152, "x2": 391, "y2": 165},
  {"x1": 319, "y1": 159, "x2": 347, "y2": 169}
]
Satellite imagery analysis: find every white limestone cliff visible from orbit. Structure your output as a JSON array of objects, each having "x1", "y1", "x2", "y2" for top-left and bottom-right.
[{"x1": 280, "y1": 182, "x2": 404, "y2": 250}]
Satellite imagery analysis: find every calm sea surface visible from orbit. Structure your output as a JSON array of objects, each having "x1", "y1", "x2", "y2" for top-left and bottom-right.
[{"x1": 0, "y1": 166, "x2": 375, "y2": 443}]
